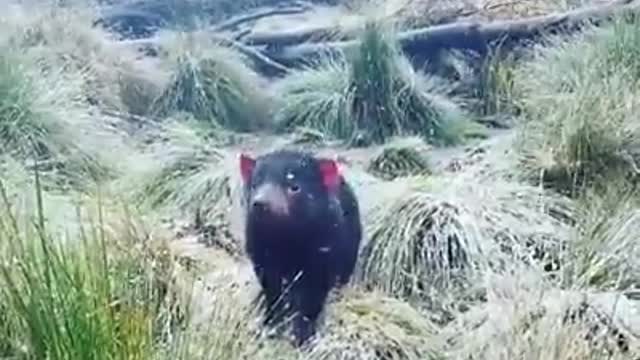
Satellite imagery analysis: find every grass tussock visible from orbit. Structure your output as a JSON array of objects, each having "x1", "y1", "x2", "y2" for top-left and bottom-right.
[
  {"x1": 358, "y1": 172, "x2": 574, "y2": 309},
  {"x1": 441, "y1": 272, "x2": 639, "y2": 359},
  {"x1": 562, "y1": 186, "x2": 640, "y2": 291},
  {"x1": 150, "y1": 31, "x2": 271, "y2": 132},
  {"x1": 366, "y1": 137, "x2": 431, "y2": 180},
  {"x1": 0, "y1": 179, "x2": 180, "y2": 359},
  {"x1": 275, "y1": 21, "x2": 479, "y2": 146},
  {"x1": 128, "y1": 120, "x2": 237, "y2": 228},
  {"x1": 475, "y1": 49, "x2": 519, "y2": 118},
  {"x1": 274, "y1": 58, "x2": 353, "y2": 142},
  {"x1": 306, "y1": 289, "x2": 444, "y2": 360},
  {"x1": 514, "y1": 17, "x2": 640, "y2": 195},
  {"x1": 160, "y1": 284, "x2": 297, "y2": 360},
  {"x1": 0, "y1": 2, "x2": 162, "y2": 115},
  {"x1": 0, "y1": 43, "x2": 121, "y2": 191}
]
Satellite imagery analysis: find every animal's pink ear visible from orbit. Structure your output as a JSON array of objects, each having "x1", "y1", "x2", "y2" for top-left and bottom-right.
[
  {"x1": 239, "y1": 153, "x2": 255, "y2": 183},
  {"x1": 317, "y1": 158, "x2": 340, "y2": 192}
]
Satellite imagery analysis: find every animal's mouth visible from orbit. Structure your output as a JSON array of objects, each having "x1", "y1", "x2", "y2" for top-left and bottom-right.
[
  {"x1": 248, "y1": 212, "x2": 308, "y2": 235},
  {"x1": 250, "y1": 210, "x2": 288, "y2": 222}
]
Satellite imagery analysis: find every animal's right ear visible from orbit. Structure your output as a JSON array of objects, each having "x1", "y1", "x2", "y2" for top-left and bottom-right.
[{"x1": 239, "y1": 153, "x2": 256, "y2": 183}]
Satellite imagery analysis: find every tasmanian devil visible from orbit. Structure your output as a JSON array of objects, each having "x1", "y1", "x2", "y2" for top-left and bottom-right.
[{"x1": 239, "y1": 149, "x2": 362, "y2": 346}]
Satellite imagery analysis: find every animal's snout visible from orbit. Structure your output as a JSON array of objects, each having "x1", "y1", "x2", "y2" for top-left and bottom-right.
[
  {"x1": 249, "y1": 183, "x2": 290, "y2": 217},
  {"x1": 251, "y1": 198, "x2": 269, "y2": 213}
]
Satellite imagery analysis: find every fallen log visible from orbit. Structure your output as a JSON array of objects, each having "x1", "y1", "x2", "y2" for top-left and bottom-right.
[
  {"x1": 211, "y1": 4, "x2": 312, "y2": 33},
  {"x1": 258, "y1": 0, "x2": 640, "y2": 68},
  {"x1": 245, "y1": 26, "x2": 346, "y2": 47},
  {"x1": 242, "y1": 8, "x2": 476, "y2": 47}
]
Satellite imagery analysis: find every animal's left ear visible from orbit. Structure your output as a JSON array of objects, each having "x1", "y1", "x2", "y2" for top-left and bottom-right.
[
  {"x1": 317, "y1": 158, "x2": 341, "y2": 192},
  {"x1": 239, "y1": 153, "x2": 256, "y2": 183}
]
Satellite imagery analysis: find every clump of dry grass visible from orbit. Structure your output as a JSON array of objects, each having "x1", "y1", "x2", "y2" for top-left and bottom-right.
[
  {"x1": 562, "y1": 185, "x2": 640, "y2": 291},
  {"x1": 305, "y1": 289, "x2": 444, "y2": 360},
  {"x1": 150, "y1": 30, "x2": 271, "y2": 132},
  {"x1": 161, "y1": 284, "x2": 447, "y2": 360},
  {"x1": 0, "y1": 1, "x2": 163, "y2": 115},
  {"x1": 129, "y1": 120, "x2": 236, "y2": 221},
  {"x1": 273, "y1": 56, "x2": 354, "y2": 140},
  {"x1": 358, "y1": 170, "x2": 575, "y2": 314},
  {"x1": 513, "y1": 17, "x2": 640, "y2": 196},
  {"x1": 467, "y1": 48, "x2": 520, "y2": 119},
  {"x1": 0, "y1": 1, "x2": 159, "y2": 195},
  {"x1": 275, "y1": 21, "x2": 480, "y2": 146},
  {"x1": 0, "y1": 42, "x2": 123, "y2": 192},
  {"x1": 160, "y1": 283, "x2": 284, "y2": 359},
  {"x1": 366, "y1": 137, "x2": 431, "y2": 180},
  {"x1": 440, "y1": 271, "x2": 639, "y2": 359}
]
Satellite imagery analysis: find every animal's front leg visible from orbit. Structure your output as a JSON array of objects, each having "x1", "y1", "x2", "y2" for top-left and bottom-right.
[
  {"x1": 290, "y1": 274, "x2": 331, "y2": 347},
  {"x1": 254, "y1": 265, "x2": 289, "y2": 329}
]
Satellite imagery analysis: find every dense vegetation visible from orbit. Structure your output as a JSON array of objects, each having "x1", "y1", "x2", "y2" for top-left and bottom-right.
[{"x1": 0, "y1": 0, "x2": 638, "y2": 359}]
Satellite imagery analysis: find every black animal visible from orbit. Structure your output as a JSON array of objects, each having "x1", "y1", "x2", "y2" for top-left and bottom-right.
[{"x1": 239, "y1": 149, "x2": 362, "y2": 346}]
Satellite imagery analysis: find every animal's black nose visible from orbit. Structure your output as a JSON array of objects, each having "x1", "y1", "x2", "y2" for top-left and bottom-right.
[{"x1": 252, "y1": 199, "x2": 268, "y2": 212}]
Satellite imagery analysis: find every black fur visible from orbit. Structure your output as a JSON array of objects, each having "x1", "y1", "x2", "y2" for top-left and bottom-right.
[{"x1": 241, "y1": 150, "x2": 362, "y2": 346}]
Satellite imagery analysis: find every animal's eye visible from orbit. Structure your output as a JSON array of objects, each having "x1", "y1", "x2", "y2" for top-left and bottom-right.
[{"x1": 288, "y1": 184, "x2": 300, "y2": 193}]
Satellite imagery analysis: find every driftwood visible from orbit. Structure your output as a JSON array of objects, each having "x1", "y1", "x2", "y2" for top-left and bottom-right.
[{"x1": 255, "y1": 0, "x2": 640, "y2": 68}]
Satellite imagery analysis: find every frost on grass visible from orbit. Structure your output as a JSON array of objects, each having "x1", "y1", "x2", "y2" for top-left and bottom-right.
[
  {"x1": 275, "y1": 21, "x2": 479, "y2": 146},
  {"x1": 514, "y1": 18, "x2": 640, "y2": 195},
  {"x1": 150, "y1": 30, "x2": 271, "y2": 132},
  {"x1": 358, "y1": 170, "x2": 575, "y2": 320}
]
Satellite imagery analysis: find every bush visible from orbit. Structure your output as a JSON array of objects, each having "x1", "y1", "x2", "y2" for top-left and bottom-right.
[
  {"x1": 150, "y1": 31, "x2": 271, "y2": 132},
  {"x1": 514, "y1": 17, "x2": 640, "y2": 196},
  {"x1": 275, "y1": 21, "x2": 480, "y2": 146}
]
